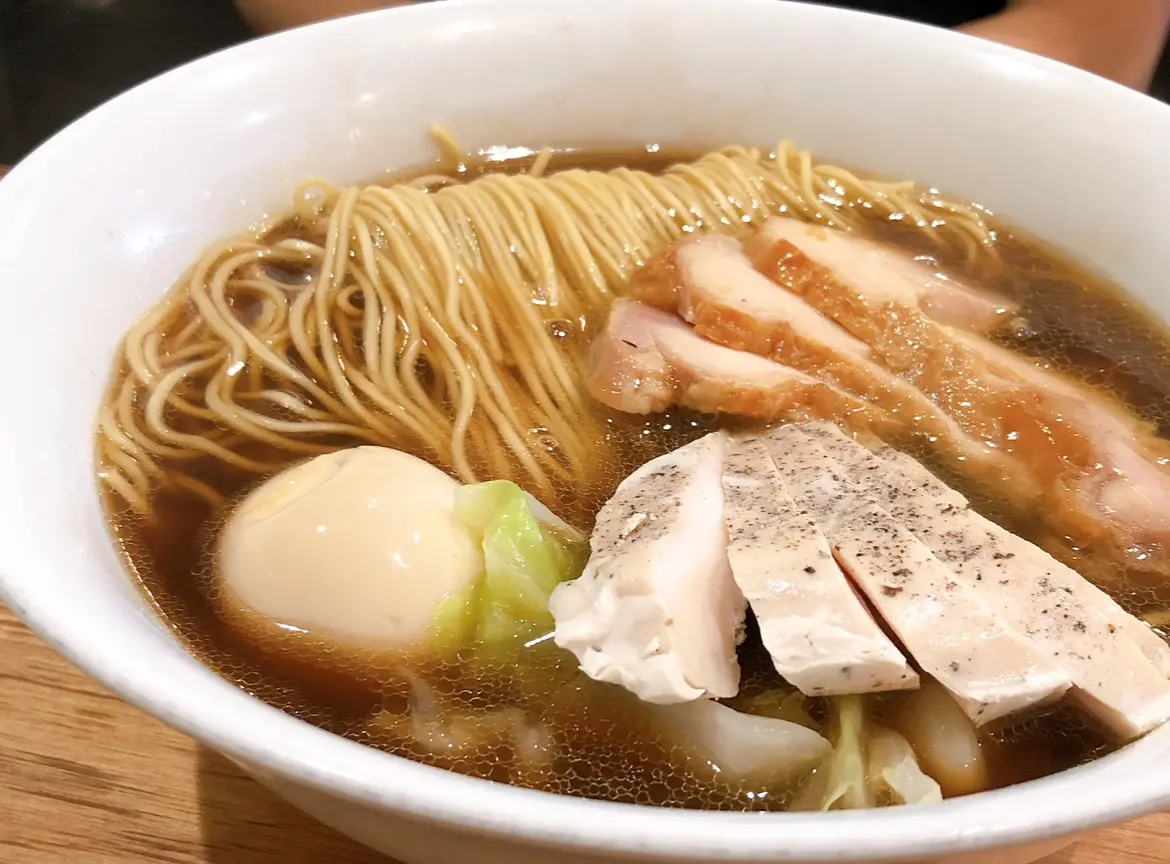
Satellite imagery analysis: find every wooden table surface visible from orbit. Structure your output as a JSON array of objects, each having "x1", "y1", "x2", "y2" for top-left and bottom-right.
[{"x1": 1, "y1": 602, "x2": 1167, "y2": 864}]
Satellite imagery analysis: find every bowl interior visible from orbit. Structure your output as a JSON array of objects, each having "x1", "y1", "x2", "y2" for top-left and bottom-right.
[{"x1": 2, "y1": 0, "x2": 1170, "y2": 859}]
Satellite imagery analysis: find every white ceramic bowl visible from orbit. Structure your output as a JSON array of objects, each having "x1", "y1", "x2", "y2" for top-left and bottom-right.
[{"x1": 2, "y1": 1, "x2": 1170, "y2": 862}]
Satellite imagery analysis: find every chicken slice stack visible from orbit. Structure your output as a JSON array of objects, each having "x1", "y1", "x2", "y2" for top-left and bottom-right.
[
  {"x1": 589, "y1": 217, "x2": 1170, "y2": 567},
  {"x1": 558, "y1": 217, "x2": 1170, "y2": 739},
  {"x1": 550, "y1": 424, "x2": 1170, "y2": 739}
]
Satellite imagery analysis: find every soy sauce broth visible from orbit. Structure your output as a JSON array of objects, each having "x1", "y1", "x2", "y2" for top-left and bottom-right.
[{"x1": 100, "y1": 146, "x2": 1170, "y2": 810}]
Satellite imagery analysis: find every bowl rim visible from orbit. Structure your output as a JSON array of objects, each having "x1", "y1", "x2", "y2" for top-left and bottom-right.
[{"x1": 4, "y1": 0, "x2": 1170, "y2": 859}]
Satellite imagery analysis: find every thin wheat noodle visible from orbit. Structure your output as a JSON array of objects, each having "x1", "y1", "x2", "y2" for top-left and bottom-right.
[{"x1": 97, "y1": 133, "x2": 997, "y2": 515}]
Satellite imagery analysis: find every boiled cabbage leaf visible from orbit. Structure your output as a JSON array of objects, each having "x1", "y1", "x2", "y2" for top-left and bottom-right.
[
  {"x1": 792, "y1": 696, "x2": 943, "y2": 811},
  {"x1": 868, "y1": 726, "x2": 943, "y2": 806},
  {"x1": 434, "y1": 480, "x2": 584, "y2": 656},
  {"x1": 817, "y1": 695, "x2": 874, "y2": 810},
  {"x1": 648, "y1": 698, "x2": 830, "y2": 783}
]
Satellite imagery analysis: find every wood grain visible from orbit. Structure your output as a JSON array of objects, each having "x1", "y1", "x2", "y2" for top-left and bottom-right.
[{"x1": 0, "y1": 601, "x2": 1165, "y2": 864}]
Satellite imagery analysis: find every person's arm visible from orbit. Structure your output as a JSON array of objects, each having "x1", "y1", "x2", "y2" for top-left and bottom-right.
[
  {"x1": 235, "y1": 0, "x2": 408, "y2": 34},
  {"x1": 960, "y1": 0, "x2": 1170, "y2": 90}
]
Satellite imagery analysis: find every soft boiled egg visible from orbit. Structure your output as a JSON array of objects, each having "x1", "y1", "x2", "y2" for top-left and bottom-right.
[{"x1": 217, "y1": 447, "x2": 481, "y2": 657}]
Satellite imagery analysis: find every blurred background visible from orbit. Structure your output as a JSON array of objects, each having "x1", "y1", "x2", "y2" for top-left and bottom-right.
[{"x1": 1, "y1": 0, "x2": 1169, "y2": 166}]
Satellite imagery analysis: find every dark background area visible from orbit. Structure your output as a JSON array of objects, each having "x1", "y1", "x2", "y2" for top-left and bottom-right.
[{"x1": 1, "y1": 0, "x2": 1169, "y2": 166}]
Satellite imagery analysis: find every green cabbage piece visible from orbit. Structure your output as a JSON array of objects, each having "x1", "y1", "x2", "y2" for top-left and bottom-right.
[
  {"x1": 817, "y1": 695, "x2": 874, "y2": 810},
  {"x1": 868, "y1": 727, "x2": 943, "y2": 807},
  {"x1": 792, "y1": 696, "x2": 943, "y2": 811},
  {"x1": 433, "y1": 481, "x2": 584, "y2": 657},
  {"x1": 428, "y1": 579, "x2": 479, "y2": 656}
]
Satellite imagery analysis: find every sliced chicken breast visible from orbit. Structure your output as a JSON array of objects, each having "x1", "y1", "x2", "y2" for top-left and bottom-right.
[
  {"x1": 746, "y1": 217, "x2": 1017, "y2": 334},
  {"x1": 588, "y1": 298, "x2": 882, "y2": 428},
  {"x1": 746, "y1": 219, "x2": 1009, "y2": 444},
  {"x1": 832, "y1": 504, "x2": 1070, "y2": 724},
  {"x1": 629, "y1": 234, "x2": 1008, "y2": 481},
  {"x1": 799, "y1": 421, "x2": 1170, "y2": 679},
  {"x1": 549, "y1": 432, "x2": 745, "y2": 704},
  {"x1": 948, "y1": 328, "x2": 1170, "y2": 547},
  {"x1": 749, "y1": 218, "x2": 1170, "y2": 562},
  {"x1": 759, "y1": 428, "x2": 1070, "y2": 724},
  {"x1": 722, "y1": 436, "x2": 917, "y2": 696},
  {"x1": 631, "y1": 234, "x2": 871, "y2": 360},
  {"x1": 792, "y1": 422, "x2": 1170, "y2": 738}
]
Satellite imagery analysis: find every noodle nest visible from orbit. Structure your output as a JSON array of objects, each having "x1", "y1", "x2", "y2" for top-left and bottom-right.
[{"x1": 97, "y1": 131, "x2": 996, "y2": 515}]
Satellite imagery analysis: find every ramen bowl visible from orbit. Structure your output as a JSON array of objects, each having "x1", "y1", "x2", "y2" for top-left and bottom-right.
[{"x1": 2, "y1": 1, "x2": 1170, "y2": 862}]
